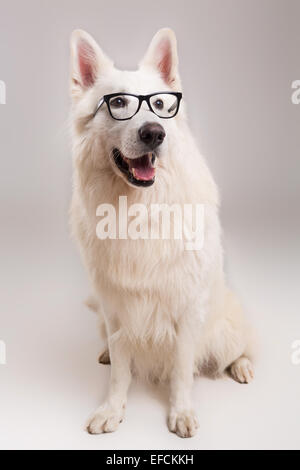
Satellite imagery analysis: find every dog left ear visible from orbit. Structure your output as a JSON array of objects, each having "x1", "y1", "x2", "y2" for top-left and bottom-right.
[
  {"x1": 70, "y1": 29, "x2": 113, "y2": 99},
  {"x1": 139, "y1": 28, "x2": 181, "y2": 90}
]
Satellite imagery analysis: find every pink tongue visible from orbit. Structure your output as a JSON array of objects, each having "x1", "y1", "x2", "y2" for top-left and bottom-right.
[
  {"x1": 133, "y1": 166, "x2": 155, "y2": 181},
  {"x1": 129, "y1": 155, "x2": 155, "y2": 181}
]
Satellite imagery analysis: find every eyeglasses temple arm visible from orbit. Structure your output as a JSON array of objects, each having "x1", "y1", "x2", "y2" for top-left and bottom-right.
[{"x1": 93, "y1": 98, "x2": 105, "y2": 117}]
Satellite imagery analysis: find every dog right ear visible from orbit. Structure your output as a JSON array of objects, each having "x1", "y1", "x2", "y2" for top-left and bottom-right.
[
  {"x1": 139, "y1": 28, "x2": 181, "y2": 90},
  {"x1": 70, "y1": 30, "x2": 113, "y2": 99}
]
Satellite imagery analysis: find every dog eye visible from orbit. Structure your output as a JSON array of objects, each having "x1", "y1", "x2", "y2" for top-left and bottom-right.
[
  {"x1": 110, "y1": 97, "x2": 127, "y2": 108},
  {"x1": 153, "y1": 99, "x2": 164, "y2": 110}
]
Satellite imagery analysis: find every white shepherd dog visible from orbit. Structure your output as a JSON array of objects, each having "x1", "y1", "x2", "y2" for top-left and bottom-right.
[{"x1": 69, "y1": 28, "x2": 256, "y2": 438}]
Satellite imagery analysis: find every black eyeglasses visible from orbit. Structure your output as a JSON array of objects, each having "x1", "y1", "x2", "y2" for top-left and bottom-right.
[{"x1": 93, "y1": 92, "x2": 182, "y2": 120}]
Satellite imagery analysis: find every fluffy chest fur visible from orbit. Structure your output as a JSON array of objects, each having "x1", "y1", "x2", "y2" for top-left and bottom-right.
[{"x1": 71, "y1": 151, "x2": 222, "y2": 346}]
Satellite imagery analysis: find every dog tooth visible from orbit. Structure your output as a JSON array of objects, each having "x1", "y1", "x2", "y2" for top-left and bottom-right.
[{"x1": 132, "y1": 168, "x2": 140, "y2": 180}]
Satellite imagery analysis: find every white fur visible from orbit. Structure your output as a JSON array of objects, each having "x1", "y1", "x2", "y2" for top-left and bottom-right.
[{"x1": 69, "y1": 28, "x2": 256, "y2": 438}]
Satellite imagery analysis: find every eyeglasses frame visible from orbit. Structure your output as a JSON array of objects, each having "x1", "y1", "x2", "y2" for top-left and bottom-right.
[{"x1": 93, "y1": 91, "x2": 182, "y2": 121}]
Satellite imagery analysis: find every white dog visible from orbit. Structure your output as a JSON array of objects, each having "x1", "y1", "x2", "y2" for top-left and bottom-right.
[{"x1": 69, "y1": 28, "x2": 255, "y2": 438}]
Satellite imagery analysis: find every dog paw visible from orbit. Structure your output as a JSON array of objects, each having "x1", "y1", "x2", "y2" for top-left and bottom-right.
[
  {"x1": 168, "y1": 409, "x2": 199, "y2": 438},
  {"x1": 98, "y1": 349, "x2": 110, "y2": 365},
  {"x1": 86, "y1": 404, "x2": 124, "y2": 434},
  {"x1": 229, "y1": 356, "x2": 254, "y2": 384}
]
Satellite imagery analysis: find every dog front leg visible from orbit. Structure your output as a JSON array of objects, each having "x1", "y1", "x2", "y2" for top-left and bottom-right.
[
  {"x1": 168, "y1": 323, "x2": 199, "y2": 438},
  {"x1": 87, "y1": 330, "x2": 131, "y2": 434}
]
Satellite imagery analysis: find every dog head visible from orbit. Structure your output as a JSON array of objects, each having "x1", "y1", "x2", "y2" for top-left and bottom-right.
[{"x1": 70, "y1": 28, "x2": 184, "y2": 188}]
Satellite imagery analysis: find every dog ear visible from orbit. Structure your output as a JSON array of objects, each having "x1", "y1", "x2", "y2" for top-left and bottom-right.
[
  {"x1": 139, "y1": 28, "x2": 181, "y2": 90},
  {"x1": 70, "y1": 30, "x2": 113, "y2": 98}
]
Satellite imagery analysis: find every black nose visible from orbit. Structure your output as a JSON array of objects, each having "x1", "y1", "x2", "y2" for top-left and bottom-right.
[{"x1": 138, "y1": 122, "x2": 166, "y2": 149}]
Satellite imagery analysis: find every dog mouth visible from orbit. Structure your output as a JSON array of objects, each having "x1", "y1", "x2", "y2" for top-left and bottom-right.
[{"x1": 112, "y1": 148, "x2": 156, "y2": 187}]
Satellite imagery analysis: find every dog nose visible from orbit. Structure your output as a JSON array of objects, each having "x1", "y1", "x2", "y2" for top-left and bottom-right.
[{"x1": 138, "y1": 122, "x2": 166, "y2": 149}]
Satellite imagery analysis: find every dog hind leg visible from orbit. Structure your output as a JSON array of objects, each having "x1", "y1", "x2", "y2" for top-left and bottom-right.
[
  {"x1": 228, "y1": 356, "x2": 254, "y2": 383},
  {"x1": 199, "y1": 289, "x2": 256, "y2": 382}
]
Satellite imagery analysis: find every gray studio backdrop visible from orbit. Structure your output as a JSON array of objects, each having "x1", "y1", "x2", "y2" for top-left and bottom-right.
[
  {"x1": 0, "y1": 0, "x2": 299, "y2": 228},
  {"x1": 0, "y1": 0, "x2": 299, "y2": 450}
]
